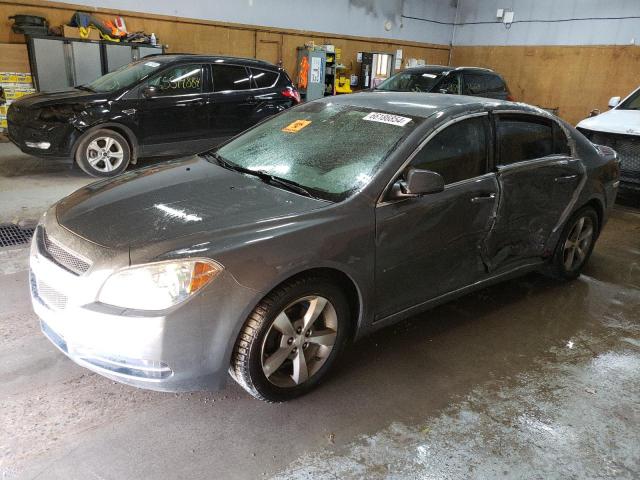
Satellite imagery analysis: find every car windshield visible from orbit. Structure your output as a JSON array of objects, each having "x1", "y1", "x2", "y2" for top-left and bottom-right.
[
  {"x1": 376, "y1": 70, "x2": 445, "y2": 92},
  {"x1": 214, "y1": 102, "x2": 420, "y2": 202},
  {"x1": 84, "y1": 59, "x2": 166, "y2": 93},
  {"x1": 618, "y1": 88, "x2": 640, "y2": 110}
]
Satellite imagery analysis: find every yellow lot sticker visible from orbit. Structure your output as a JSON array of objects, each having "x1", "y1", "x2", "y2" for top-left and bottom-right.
[{"x1": 282, "y1": 119, "x2": 311, "y2": 133}]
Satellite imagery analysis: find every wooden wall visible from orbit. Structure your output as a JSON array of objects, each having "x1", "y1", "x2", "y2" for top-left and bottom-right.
[
  {"x1": 451, "y1": 45, "x2": 640, "y2": 125},
  {"x1": 0, "y1": 0, "x2": 450, "y2": 85}
]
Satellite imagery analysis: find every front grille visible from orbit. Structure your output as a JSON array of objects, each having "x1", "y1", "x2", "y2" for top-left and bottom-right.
[
  {"x1": 587, "y1": 131, "x2": 640, "y2": 180},
  {"x1": 42, "y1": 229, "x2": 91, "y2": 275},
  {"x1": 36, "y1": 278, "x2": 69, "y2": 310}
]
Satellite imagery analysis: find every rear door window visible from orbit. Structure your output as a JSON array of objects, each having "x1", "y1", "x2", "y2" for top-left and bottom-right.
[
  {"x1": 250, "y1": 68, "x2": 279, "y2": 89},
  {"x1": 553, "y1": 122, "x2": 572, "y2": 155},
  {"x1": 212, "y1": 65, "x2": 252, "y2": 92},
  {"x1": 496, "y1": 115, "x2": 554, "y2": 166},
  {"x1": 410, "y1": 116, "x2": 488, "y2": 184}
]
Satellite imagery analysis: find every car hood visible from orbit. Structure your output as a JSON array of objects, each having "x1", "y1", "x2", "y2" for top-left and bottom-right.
[
  {"x1": 56, "y1": 156, "x2": 331, "y2": 250},
  {"x1": 577, "y1": 108, "x2": 640, "y2": 136},
  {"x1": 12, "y1": 88, "x2": 108, "y2": 109}
]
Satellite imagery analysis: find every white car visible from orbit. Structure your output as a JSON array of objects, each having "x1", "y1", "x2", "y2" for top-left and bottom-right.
[{"x1": 577, "y1": 88, "x2": 640, "y2": 193}]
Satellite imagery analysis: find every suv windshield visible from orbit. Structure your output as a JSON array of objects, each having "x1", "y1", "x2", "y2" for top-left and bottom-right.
[
  {"x1": 214, "y1": 103, "x2": 420, "y2": 201},
  {"x1": 618, "y1": 88, "x2": 640, "y2": 110},
  {"x1": 85, "y1": 59, "x2": 166, "y2": 93},
  {"x1": 376, "y1": 70, "x2": 445, "y2": 92}
]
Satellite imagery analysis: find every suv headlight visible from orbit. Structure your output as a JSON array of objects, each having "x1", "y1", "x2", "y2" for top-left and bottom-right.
[{"x1": 98, "y1": 259, "x2": 222, "y2": 310}]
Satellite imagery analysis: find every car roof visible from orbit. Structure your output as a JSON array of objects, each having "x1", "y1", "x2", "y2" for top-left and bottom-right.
[
  {"x1": 141, "y1": 54, "x2": 279, "y2": 69},
  {"x1": 317, "y1": 91, "x2": 543, "y2": 120}
]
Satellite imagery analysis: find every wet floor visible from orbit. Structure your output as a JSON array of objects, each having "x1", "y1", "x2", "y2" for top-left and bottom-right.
[{"x1": 0, "y1": 145, "x2": 639, "y2": 479}]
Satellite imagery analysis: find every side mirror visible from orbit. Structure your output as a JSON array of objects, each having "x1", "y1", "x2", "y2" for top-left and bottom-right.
[
  {"x1": 142, "y1": 85, "x2": 158, "y2": 98},
  {"x1": 388, "y1": 168, "x2": 444, "y2": 199},
  {"x1": 608, "y1": 96, "x2": 620, "y2": 108}
]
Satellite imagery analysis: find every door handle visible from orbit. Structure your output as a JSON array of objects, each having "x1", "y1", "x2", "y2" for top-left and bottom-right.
[
  {"x1": 245, "y1": 95, "x2": 258, "y2": 104},
  {"x1": 470, "y1": 193, "x2": 496, "y2": 203},
  {"x1": 555, "y1": 174, "x2": 578, "y2": 184}
]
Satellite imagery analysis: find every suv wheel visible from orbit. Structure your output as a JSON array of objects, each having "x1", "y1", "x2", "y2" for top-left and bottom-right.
[
  {"x1": 75, "y1": 129, "x2": 130, "y2": 177},
  {"x1": 230, "y1": 276, "x2": 350, "y2": 402},
  {"x1": 550, "y1": 206, "x2": 599, "y2": 279}
]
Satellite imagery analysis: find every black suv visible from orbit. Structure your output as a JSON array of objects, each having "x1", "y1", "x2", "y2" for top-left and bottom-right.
[
  {"x1": 7, "y1": 55, "x2": 300, "y2": 177},
  {"x1": 375, "y1": 65, "x2": 513, "y2": 101}
]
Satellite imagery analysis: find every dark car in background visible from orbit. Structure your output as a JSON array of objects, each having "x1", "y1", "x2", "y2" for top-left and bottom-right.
[
  {"x1": 375, "y1": 65, "x2": 513, "y2": 101},
  {"x1": 7, "y1": 54, "x2": 300, "y2": 177},
  {"x1": 31, "y1": 93, "x2": 619, "y2": 402}
]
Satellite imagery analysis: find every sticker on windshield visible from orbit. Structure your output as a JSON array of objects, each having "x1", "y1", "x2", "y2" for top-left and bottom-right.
[
  {"x1": 282, "y1": 119, "x2": 312, "y2": 133},
  {"x1": 363, "y1": 112, "x2": 412, "y2": 126},
  {"x1": 145, "y1": 61, "x2": 161, "y2": 68}
]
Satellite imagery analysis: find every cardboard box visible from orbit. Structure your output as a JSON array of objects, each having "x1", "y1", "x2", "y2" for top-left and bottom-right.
[
  {"x1": 0, "y1": 116, "x2": 7, "y2": 129},
  {"x1": 63, "y1": 25, "x2": 100, "y2": 41},
  {"x1": 2, "y1": 87, "x2": 35, "y2": 101},
  {"x1": 0, "y1": 72, "x2": 32, "y2": 84}
]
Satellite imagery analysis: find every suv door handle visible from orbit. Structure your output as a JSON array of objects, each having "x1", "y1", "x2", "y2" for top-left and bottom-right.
[
  {"x1": 470, "y1": 193, "x2": 496, "y2": 203},
  {"x1": 555, "y1": 174, "x2": 578, "y2": 184},
  {"x1": 245, "y1": 95, "x2": 258, "y2": 104}
]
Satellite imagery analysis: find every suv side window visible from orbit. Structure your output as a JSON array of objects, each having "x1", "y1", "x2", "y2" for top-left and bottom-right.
[
  {"x1": 496, "y1": 115, "x2": 554, "y2": 166},
  {"x1": 250, "y1": 68, "x2": 279, "y2": 89},
  {"x1": 410, "y1": 116, "x2": 488, "y2": 185},
  {"x1": 463, "y1": 73, "x2": 489, "y2": 95},
  {"x1": 436, "y1": 73, "x2": 461, "y2": 94},
  {"x1": 147, "y1": 64, "x2": 203, "y2": 96},
  {"x1": 484, "y1": 74, "x2": 506, "y2": 94},
  {"x1": 212, "y1": 65, "x2": 252, "y2": 92}
]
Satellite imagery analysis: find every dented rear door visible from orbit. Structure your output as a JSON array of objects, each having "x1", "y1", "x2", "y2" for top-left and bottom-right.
[{"x1": 483, "y1": 113, "x2": 586, "y2": 272}]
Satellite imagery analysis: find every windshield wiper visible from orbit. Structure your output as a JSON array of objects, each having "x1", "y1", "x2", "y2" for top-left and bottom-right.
[
  {"x1": 76, "y1": 85, "x2": 94, "y2": 92},
  {"x1": 204, "y1": 152, "x2": 315, "y2": 198}
]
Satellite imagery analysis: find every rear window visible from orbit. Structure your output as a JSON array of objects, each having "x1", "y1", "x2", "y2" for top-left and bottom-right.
[
  {"x1": 212, "y1": 65, "x2": 252, "y2": 92},
  {"x1": 250, "y1": 68, "x2": 279, "y2": 88}
]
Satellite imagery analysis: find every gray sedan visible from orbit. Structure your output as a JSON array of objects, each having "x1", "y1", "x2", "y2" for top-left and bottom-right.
[{"x1": 30, "y1": 93, "x2": 620, "y2": 402}]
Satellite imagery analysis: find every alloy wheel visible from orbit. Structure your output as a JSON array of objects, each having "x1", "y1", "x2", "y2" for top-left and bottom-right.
[
  {"x1": 260, "y1": 295, "x2": 338, "y2": 388},
  {"x1": 86, "y1": 136, "x2": 125, "y2": 173},
  {"x1": 563, "y1": 216, "x2": 594, "y2": 271}
]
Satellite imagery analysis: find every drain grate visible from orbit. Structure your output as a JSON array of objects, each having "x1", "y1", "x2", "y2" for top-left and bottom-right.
[{"x1": 0, "y1": 223, "x2": 35, "y2": 247}]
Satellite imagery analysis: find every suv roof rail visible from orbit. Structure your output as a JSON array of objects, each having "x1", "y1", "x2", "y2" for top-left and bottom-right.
[{"x1": 455, "y1": 66, "x2": 495, "y2": 72}]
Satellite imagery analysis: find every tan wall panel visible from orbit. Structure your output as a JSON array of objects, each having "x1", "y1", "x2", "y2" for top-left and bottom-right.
[
  {"x1": 1, "y1": 0, "x2": 449, "y2": 86},
  {"x1": 451, "y1": 45, "x2": 640, "y2": 125},
  {"x1": 0, "y1": 43, "x2": 29, "y2": 71}
]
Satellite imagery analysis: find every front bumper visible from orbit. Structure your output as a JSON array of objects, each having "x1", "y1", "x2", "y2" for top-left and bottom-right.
[
  {"x1": 29, "y1": 219, "x2": 258, "y2": 392},
  {"x1": 7, "y1": 109, "x2": 80, "y2": 158}
]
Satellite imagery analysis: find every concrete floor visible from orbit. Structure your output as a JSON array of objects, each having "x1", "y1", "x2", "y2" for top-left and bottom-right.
[{"x1": 1, "y1": 141, "x2": 639, "y2": 479}]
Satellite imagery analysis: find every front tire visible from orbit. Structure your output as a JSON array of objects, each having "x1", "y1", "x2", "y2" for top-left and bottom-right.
[
  {"x1": 550, "y1": 206, "x2": 599, "y2": 279},
  {"x1": 230, "y1": 276, "x2": 351, "y2": 402},
  {"x1": 75, "y1": 128, "x2": 130, "y2": 177}
]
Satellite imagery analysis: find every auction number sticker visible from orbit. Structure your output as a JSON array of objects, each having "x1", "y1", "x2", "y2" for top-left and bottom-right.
[
  {"x1": 363, "y1": 112, "x2": 412, "y2": 126},
  {"x1": 282, "y1": 119, "x2": 312, "y2": 133},
  {"x1": 145, "y1": 61, "x2": 161, "y2": 68}
]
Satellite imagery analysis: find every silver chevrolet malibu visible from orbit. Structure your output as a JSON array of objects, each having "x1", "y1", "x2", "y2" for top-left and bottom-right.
[{"x1": 30, "y1": 92, "x2": 620, "y2": 402}]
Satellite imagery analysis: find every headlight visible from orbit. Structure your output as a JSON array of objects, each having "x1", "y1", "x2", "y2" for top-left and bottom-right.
[{"x1": 98, "y1": 259, "x2": 222, "y2": 310}]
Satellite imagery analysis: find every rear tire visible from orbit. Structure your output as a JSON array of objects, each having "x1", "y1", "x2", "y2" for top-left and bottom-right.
[
  {"x1": 230, "y1": 275, "x2": 350, "y2": 402},
  {"x1": 75, "y1": 128, "x2": 130, "y2": 177},
  {"x1": 549, "y1": 206, "x2": 599, "y2": 280}
]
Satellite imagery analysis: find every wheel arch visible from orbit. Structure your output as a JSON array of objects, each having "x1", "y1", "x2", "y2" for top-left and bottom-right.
[
  {"x1": 73, "y1": 122, "x2": 139, "y2": 164},
  {"x1": 225, "y1": 265, "x2": 365, "y2": 369},
  {"x1": 581, "y1": 197, "x2": 604, "y2": 234}
]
